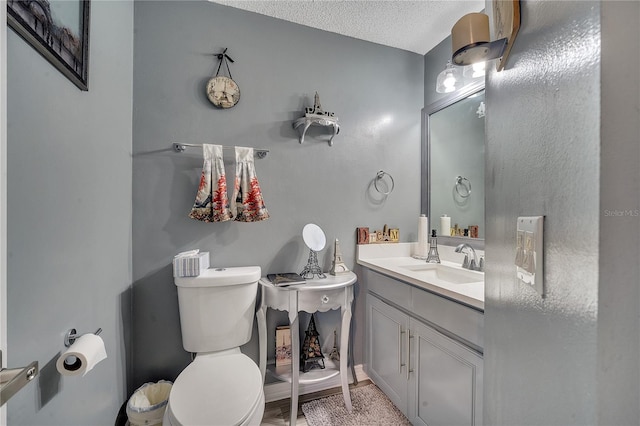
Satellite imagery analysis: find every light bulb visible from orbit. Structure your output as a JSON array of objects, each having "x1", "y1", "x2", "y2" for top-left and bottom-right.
[
  {"x1": 443, "y1": 73, "x2": 457, "y2": 89},
  {"x1": 436, "y1": 61, "x2": 462, "y2": 93},
  {"x1": 471, "y1": 62, "x2": 485, "y2": 78},
  {"x1": 463, "y1": 61, "x2": 486, "y2": 81}
]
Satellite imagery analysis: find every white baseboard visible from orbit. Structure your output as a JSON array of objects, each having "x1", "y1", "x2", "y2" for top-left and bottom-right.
[{"x1": 264, "y1": 364, "x2": 369, "y2": 403}]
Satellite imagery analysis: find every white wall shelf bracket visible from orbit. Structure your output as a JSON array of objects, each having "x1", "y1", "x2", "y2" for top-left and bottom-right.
[{"x1": 293, "y1": 116, "x2": 340, "y2": 146}]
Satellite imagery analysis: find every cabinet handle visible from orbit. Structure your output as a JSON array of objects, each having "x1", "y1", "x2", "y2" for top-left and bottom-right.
[
  {"x1": 406, "y1": 330, "x2": 414, "y2": 380},
  {"x1": 399, "y1": 329, "x2": 406, "y2": 373}
]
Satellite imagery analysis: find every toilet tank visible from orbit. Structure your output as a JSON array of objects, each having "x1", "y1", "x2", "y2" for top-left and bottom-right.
[{"x1": 175, "y1": 266, "x2": 261, "y2": 353}]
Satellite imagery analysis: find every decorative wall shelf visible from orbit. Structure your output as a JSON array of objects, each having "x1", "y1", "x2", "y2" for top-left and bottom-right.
[
  {"x1": 293, "y1": 116, "x2": 340, "y2": 146},
  {"x1": 293, "y1": 92, "x2": 340, "y2": 146}
]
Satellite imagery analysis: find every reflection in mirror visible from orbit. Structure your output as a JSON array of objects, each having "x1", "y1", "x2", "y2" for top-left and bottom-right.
[{"x1": 422, "y1": 83, "x2": 485, "y2": 245}]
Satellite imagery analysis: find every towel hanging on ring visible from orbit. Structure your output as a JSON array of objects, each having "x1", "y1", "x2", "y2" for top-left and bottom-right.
[
  {"x1": 231, "y1": 147, "x2": 269, "y2": 222},
  {"x1": 189, "y1": 144, "x2": 232, "y2": 222}
]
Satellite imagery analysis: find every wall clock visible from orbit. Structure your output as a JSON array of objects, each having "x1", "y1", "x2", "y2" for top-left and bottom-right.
[
  {"x1": 207, "y1": 48, "x2": 240, "y2": 109},
  {"x1": 206, "y1": 76, "x2": 240, "y2": 109}
]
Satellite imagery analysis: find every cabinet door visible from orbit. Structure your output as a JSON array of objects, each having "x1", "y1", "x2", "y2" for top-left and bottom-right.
[
  {"x1": 366, "y1": 294, "x2": 409, "y2": 415},
  {"x1": 408, "y1": 318, "x2": 483, "y2": 426}
]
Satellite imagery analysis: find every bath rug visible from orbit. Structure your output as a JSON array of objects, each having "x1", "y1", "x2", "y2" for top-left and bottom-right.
[{"x1": 301, "y1": 384, "x2": 411, "y2": 426}]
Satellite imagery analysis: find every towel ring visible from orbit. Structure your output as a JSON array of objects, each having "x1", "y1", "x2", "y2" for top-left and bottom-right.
[
  {"x1": 374, "y1": 171, "x2": 395, "y2": 196},
  {"x1": 455, "y1": 176, "x2": 471, "y2": 198}
]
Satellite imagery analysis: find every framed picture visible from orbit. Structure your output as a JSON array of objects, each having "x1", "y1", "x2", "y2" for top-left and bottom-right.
[
  {"x1": 7, "y1": 0, "x2": 90, "y2": 90},
  {"x1": 275, "y1": 326, "x2": 292, "y2": 367}
]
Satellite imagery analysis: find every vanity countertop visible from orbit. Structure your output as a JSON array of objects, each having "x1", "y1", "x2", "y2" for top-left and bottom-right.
[{"x1": 357, "y1": 242, "x2": 484, "y2": 310}]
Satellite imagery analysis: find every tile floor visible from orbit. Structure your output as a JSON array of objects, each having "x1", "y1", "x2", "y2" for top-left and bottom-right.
[{"x1": 260, "y1": 380, "x2": 373, "y2": 426}]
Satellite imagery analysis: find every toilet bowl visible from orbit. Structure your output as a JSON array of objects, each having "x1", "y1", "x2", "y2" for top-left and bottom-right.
[
  {"x1": 164, "y1": 266, "x2": 264, "y2": 426},
  {"x1": 162, "y1": 350, "x2": 264, "y2": 426}
]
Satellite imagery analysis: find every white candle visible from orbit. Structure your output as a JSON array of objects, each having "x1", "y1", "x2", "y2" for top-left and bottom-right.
[{"x1": 440, "y1": 215, "x2": 451, "y2": 237}]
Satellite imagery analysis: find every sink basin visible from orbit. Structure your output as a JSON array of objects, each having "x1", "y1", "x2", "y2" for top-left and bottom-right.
[{"x1": 399, "y1": 264, "x2": 482, "y2": 285}]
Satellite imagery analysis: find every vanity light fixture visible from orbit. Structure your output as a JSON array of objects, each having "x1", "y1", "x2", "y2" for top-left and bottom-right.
[
  {"x1": 435, "y1": 60, "x2": 463, "y2": 94},
  {"x1": 451, "y1": 1, "x2": 521, "y2": 71},
  {"x1": 451, "y1": 13, "x2": 507, "y2": 67}
]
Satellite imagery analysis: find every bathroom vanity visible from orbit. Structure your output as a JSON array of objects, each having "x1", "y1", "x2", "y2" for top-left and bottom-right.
[{"x1": 358, "y1": 243, "x2": 484, "y2": 426}]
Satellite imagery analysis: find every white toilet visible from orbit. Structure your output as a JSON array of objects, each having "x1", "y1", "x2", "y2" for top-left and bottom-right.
[{"x1": 163, "y1": 266, "x2": 265, "y2": 426}]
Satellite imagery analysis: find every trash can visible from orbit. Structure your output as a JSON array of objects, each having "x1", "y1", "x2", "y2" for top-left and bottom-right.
[{"x1": 126, "y1": 380, "x2": 173, "y2": 426}]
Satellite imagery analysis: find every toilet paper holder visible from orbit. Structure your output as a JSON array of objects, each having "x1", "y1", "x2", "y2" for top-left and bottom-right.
[{"x1": 64, "y1": 328, "x2": 102, "y2": 348}]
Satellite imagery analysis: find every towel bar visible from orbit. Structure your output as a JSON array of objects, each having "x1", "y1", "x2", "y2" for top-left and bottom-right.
[{"x1": 173, "y1": 143, "x2": 269, "y2": 159}]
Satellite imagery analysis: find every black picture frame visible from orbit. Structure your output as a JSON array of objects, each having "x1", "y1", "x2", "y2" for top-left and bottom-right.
[{"x1": 7, "y1": 0, "x2": 90, "y2": 91}]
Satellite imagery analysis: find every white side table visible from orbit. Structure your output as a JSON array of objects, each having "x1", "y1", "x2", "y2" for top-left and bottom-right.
[{"x1": 256, "y1": 271, "x2": 357, "y2": 425}]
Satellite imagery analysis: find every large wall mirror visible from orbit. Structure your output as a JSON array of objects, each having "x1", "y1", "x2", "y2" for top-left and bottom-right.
[{"x1": 422, "y1": 81, "x2": 485, "y2": 248}]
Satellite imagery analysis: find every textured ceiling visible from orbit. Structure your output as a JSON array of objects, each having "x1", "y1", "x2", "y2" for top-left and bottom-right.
[{"x1": 210, "y1": 1, "x2": 484, "y2": 55}]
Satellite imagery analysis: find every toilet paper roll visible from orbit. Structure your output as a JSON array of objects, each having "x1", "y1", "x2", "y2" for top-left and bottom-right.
[
  {"x1": 415, "y1": 215, "x2": 429, "y2": 257},
  {"x1": 440, "y1": 215, "x2": 451, "y2": 237},
  {"x1": 56, "y1": 334, "x2": 107, "y2": 377}
]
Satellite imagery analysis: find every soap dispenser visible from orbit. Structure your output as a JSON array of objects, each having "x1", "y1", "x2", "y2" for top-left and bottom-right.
[{"x1": 426, "y1": 229, "x2": 441, "y2": 263}]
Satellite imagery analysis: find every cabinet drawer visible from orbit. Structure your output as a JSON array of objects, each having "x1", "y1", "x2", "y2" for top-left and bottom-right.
[
  {"x1": 297, "y1": 288, "x2": 346, "y2": 313},
  {"x1": 364, "y1": 269, "x2": 411, "y2": 310},
  {"x1": 411, "y1": 288, "x2": 483, "y2": 351}
]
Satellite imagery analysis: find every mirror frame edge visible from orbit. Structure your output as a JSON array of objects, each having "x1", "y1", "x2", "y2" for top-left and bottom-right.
[{"x1": 421, "y1": 80, "x2": 485, "y2": 250}]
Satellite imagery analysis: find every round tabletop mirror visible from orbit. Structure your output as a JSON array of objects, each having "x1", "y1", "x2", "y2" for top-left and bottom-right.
[
  {"x1": 300, "y1": 224, "x2": 327, "y2": 279},
  {"x1": 302, "y1": 223, "x2": 326, "y2": 252}
]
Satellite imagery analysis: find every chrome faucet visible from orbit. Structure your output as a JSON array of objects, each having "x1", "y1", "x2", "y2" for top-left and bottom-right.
[{"x1": 455, "y1": 243, "x2": 480, "y2": 271}]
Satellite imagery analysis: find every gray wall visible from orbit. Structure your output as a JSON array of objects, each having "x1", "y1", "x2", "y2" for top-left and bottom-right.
[
  {"x1": 483, "y1": 1, "x2": 600, "y2": 424},
  {"x1": 132, "y1": 1, "x2": 424, "y2": 389},
  {"x1": 7, "y1": 1, "x2": 133, "y2": 425}
]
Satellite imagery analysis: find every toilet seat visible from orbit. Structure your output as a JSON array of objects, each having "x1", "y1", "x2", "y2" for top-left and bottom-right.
[{"x1": 166, "y1": 353, "x2": 264, "y2": 426}]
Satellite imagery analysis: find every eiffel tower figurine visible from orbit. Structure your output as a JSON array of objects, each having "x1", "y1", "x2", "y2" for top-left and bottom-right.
[
  {"x1": 300, "y1": 315, "x2": 325, "y2": 372},
  {"x1": 330, "y1": 239, "x2": 350, "y2": 275},
  {"x1": 328, "y1": 330, "x2": 340, "y2": 362},
  {"x1": 300, "y1": 249, "x2": 326, "y2": 279}
]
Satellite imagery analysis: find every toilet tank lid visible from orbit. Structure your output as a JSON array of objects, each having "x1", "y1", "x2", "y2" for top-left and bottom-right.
[{"x1": 175, "y1": 266, "x2": 261, "y2": 288}]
